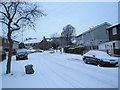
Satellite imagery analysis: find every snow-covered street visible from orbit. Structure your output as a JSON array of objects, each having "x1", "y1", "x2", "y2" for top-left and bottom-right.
[{"x1": 1, "y1": 51, "x2": 118, "y2": 88}]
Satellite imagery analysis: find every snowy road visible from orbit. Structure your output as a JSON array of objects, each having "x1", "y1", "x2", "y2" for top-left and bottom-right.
[{"x1": 2, "y1": 51, "x2": 118, "y2": 88}]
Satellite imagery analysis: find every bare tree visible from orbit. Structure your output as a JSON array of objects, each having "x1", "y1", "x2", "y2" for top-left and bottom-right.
[
  {"x1": 61, "y1": 24, "x2": 76, "y2": 45},
  {"x1": 50, "y1": 32, "x2": 60, "y2": 50},
  {"x1": 50, "y1": 32, "x2": 59, "y2": 38},
  {"x1": 0, "y1": 1, "x2": 46, "y2": 74}
]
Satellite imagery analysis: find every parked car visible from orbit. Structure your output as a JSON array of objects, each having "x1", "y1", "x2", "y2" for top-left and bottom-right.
[
  {"x1": 16, "y1": 49, "x2": 28, "y2": 60},
  {"x1": 27, "y1": 49, "x2": 36, "y2": 53},
  {"x1": 83, "y1": 50, "x2": 118, "y2": 66},
  {"x1": 35, "y1": 49, "x2": 43, "y2": 52}
]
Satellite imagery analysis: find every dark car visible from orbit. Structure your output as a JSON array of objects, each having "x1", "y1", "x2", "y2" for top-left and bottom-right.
[
  {"x1": 83, "y1": 50, "x2": 118, "y2": 66},
  {"x1": 16, "y1": 49, "x2": 28, "y2": 60}
]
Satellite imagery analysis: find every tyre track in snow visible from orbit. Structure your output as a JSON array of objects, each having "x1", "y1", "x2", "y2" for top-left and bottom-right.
[
  {"x1": 41, "y1": 53, "x2": 98, "y2": 88},
  {"x1": 43, "y1": 58, "x2": 88, "y2": 88},
  {"x1": 50, "y1": 53, "x2": 118, "y2": 81},
  {"x1": 50, "y1": 60, "x2": 117, "y2": 88},
  {"x1": 46, "y1": 53, "x2": 118, "y2": 88},
  {"x1": 40, "y1": 54, "x2": 77, "y2": 88},
  {"x1": 31, "y1": 53, "x2": 64, "y2": 88},
  {"x1": 38, "y1": 53, "x2": 74, "y2": 88}
]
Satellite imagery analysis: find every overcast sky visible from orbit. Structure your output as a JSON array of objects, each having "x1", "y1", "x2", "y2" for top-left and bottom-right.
[{"x1": 0, "y1": 2, "x2": 118, "y2": 41}]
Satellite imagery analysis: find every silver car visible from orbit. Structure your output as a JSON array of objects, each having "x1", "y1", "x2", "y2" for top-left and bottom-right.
[
  {"x1": 16, "y1": 49, "x2": 28, "y2": 60},
  {"x1": 83, "y1": 50, "x2": 118, "y2": 66}
]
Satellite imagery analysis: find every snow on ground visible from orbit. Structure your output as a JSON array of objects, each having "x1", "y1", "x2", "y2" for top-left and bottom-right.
[
  {"x1": 0, "y1": 62, "x2": 2, "y2": 89},
  {"x1": 1, "y1": 51, "x2": 118, "y2": 88}
]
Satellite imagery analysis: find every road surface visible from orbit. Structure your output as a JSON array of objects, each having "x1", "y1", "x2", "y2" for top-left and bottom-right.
[{"x1": 2, "y1": 51, "x2": 118, "y2": 88}]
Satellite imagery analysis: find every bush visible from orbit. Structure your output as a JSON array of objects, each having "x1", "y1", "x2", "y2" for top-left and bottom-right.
[{"x1": 64, "y1": 47, "x2": 84, "y2": 55}]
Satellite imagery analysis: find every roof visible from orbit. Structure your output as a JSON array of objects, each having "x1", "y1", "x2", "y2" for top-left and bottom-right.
[
  {"x1": 77, "y1": 22, "x2": 111, "y2": 37},
  {"x1": 23, "y1": 38, "x2": 43, "y2": 44},
  {"x1": 106, "y1": 24, "x2": 120, "y2": 30}
]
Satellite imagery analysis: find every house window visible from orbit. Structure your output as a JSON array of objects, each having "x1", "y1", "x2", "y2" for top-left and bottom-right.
[
  {"x1": 112, "y1": 27, "x2": 117, "y2": 35},
  {"x1": 113, "y1": 43, "x2": 115, "y2": 48}
]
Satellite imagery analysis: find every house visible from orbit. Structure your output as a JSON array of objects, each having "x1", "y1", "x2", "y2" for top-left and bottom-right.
[
  {"x1": 0, "y1": 36, "x2": 19, "y2": 51},
  {"x1": 0, "y1": 36, "x2": 19, "y2": 61},
  {"x1": 35, "y1": 36, "x2": 51, "y2": 50},
  {"x1": 76, "y1": 22, "x2": 111, "y2": 53},
  {"x1": 107, "y1": 24, "x2": 120, "y2": 41},
  {"x1": 24, "y1": 37, "x2": 51, "y2": 50},
  {"x1": 24, "y1": 38, "x2": 42, "y2": 49},
  {"x1": 99, "y1": 24, "x2": 120, "y2": 56}
]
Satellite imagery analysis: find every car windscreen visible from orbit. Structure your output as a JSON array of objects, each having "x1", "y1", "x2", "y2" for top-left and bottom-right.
[{"x1": 17, "y1": 49, "x2": 27, "y2": 53}]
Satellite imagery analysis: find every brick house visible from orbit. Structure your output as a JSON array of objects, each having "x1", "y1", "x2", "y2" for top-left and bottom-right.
[
  {"x1": 0, "y1": 36, "x2": 19, "y2": 51},
  {"x1": 24, "y1": 37, "x2": 51, "y2": 50}
]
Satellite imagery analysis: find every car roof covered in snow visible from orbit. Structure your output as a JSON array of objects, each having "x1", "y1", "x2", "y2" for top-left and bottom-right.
[{"x1": 83, "y1": 50, "x2": 118, "y2": 59}]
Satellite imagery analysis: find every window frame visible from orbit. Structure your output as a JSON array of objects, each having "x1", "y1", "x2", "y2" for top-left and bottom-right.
[{"x1": 112, "y1": 27, "x2": 117, "y2": 35}]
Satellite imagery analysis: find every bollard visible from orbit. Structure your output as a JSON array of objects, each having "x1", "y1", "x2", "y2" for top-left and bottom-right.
[{"x1": 25, "y1": 64, "x2": 34, "y2": 74}]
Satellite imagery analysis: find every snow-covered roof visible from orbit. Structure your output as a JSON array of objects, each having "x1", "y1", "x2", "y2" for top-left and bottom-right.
[
  {"x1": 23, "y1": 38, "x2": 43, "y2": 44},
  {"x1": 106, "y1": 24, "x2": 120, "y2": 29}
]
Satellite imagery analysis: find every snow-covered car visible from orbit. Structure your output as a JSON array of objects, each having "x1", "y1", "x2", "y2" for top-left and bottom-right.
[
  {"x1": 16, "y1": 49, "x2": 28, "y2": 60},
  {"x1": 27, "y1": 49, "x2": 36, "y2": 53},
  {"x1": 27, "y1": 49, "x2": 43, "y2": 53},
  {"x1": 83, "y1": 50, "x2": 118, "y2": 66},
  {"x1": 35, "y1": 49, "x2": 43, "y2": 52}
]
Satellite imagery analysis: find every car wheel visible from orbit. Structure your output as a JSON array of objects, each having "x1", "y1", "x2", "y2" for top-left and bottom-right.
[
  {"x1": 95, "y1": 60, "x2": 99, "y2": 66},
  {"x1": 98, "y1": 62, "x2": 103, "y2": 67},
  {"x1": 26, "y1": 57, "x2": 28, "y2": 60},
  {"x1": 94, "y1": 63, "x2": 98, "y2": 66},
  {"x1": 84, "y1": 59, "x2": 88, "y2": 64},
  {"x1": 16, "y1": 57, "x2": 19, "y2": 60},
  {"x1": 25, "y1": 56, "x2": 28, "y2": 60},
  {"x1": 112, "y1": 64, "x2": 117, "y2": 67}
]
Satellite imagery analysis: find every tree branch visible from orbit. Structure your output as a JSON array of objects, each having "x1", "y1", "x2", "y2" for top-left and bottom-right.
[
  {"x1": 0, "y1": 11, "x2": 8, "y2": 19},
  {"x1": 8, "y1": 3, "x2": 14, "y2": 11},
  {"x1": 0, "y1": 20, "x2": 8, "y2": 26},
  {"x1": 11, "y1": 3, "x2": 19, "y2": 20},
  {"x1": 2, "y1": 3, "x2": 9, "y2": 16},
  {"x1": 0, "y1": 21, "x2": 15, "y2": 30},
  {"x1": 11, "y1": 27, "x2": 20, "y2": 32},
  {"x1": 16, "y1": 16, "x2": 30, "y2": 24}
]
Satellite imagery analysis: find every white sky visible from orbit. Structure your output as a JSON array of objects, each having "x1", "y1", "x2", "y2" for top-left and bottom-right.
[{"x1": 0, "y1": 1, "x2": 119, "y2": 42}]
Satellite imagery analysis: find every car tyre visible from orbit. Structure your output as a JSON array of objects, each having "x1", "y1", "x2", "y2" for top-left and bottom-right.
[
  {"x1": 26, "y1": 57, "x2": 28, "y2": 60},
  {"x1": 84, "y1": 59, "x2": 88, "y2": 64},
  {"x1": 98, "y1": 62, "x2": 103, "y2": 67},
  {"x1": 94, "y1": 63, "x2": 98, "y2": 66},
  {"x1": 25, "y1": 56, "x2": 28, "y2": 60},
  {"x1": 16, "y1": 57, "x2": 19, "y2": 60}
]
